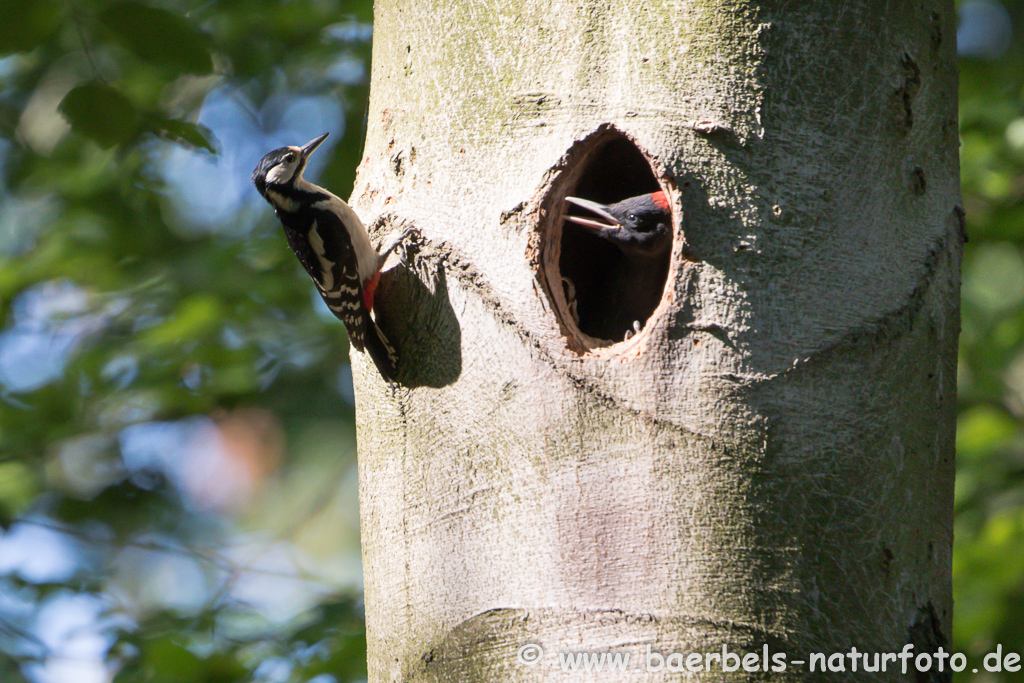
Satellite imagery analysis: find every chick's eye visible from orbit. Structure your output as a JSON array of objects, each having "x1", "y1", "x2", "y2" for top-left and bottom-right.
[{"x1": 628, "y1": 213, "x2": 638, "y2": 222}]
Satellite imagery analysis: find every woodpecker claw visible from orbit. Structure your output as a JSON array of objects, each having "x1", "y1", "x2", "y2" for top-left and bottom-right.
[
  {"x1": 561, "y1": 275, "x2": 580, "y2": 326},
  {"x1": 377, "y1": 225, "x2": 418, "y2": 265}
]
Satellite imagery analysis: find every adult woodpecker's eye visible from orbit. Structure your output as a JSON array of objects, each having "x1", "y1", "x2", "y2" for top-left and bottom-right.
[{"x1": 284, "y1": 153, "x2": 296, "y2": 163}]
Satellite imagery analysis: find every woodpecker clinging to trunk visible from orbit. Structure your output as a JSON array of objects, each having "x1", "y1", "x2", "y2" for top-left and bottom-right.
[
  {"x1": 563, "y1": 191, "x2": 673, "y2": 341},
  {"x1": 252, "y1": 133, "x2": 398, "y2": 381}
]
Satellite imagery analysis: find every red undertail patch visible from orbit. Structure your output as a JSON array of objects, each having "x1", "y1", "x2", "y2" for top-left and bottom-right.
[{"x1": 363, "y1": 271, "x2": 381, "y2": 312}]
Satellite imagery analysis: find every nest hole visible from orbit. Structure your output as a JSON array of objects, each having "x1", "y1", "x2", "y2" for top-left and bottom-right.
[{"x1": 553, "y1": 133, "x2": 671, "y2": 346}]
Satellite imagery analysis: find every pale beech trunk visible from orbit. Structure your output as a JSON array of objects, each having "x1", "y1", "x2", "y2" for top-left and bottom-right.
[{"x1": 349, "y1": 1, "x2": 960, "y2": 680}]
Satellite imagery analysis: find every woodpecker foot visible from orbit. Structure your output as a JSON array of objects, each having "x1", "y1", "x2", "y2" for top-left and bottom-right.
[
  {"x1": 561, "y1": 276, "x2": 580, "y2": 326},
  {"x1": 377, "y1": 225, "x2": 419, "y2": 265}
]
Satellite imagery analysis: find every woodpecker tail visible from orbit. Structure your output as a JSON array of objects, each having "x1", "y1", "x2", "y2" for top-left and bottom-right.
[{"x1": 362, "y1": 313, "x2": 399, "y2": 382}]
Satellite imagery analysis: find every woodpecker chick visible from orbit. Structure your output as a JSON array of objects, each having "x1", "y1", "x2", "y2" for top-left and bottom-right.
[
  {"x1": 563, "y1": 191, "x2": 673, "y2": 341},
  {"x1": 564, "y1": 192, "x2": 672, "y2": 260},
  {"x1": 252, "y1": 133, "x2": 398, "y2": 381}
]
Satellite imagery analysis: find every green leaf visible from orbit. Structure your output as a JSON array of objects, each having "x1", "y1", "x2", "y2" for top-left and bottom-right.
[
  {"x1": 97, "y1": 1, "x2": 212, "y2": 74},
  {"x1": 0, "y1": 650, "x2": 30, "y2": 683},
  {"x1": 59, "y1": 81, "x2": 142, "y2": 148},
  {"x1": 138, "y1": 295, "x2": 223, "y2": 351},
  {"x1": 146, "y1": 116, "x2": 217, "y2": 153},
  {"x1": 142, "y1": 638, "x2": 204, "y2": 682},
  {"x1": 0, "y1": 461, "x2": 37, "y2": 522},
  {"x1": 0, "y1": 0, "x2": 64, "y2": 55},
  {"x1": 115, "y1": 636, "x2": 248, "y2": 683},
  {"x1": 957, "y1": 405, "x2": 1018, "y2": 460}
]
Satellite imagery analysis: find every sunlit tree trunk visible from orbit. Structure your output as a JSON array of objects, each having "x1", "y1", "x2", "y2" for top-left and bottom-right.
[{"x1": 350, "y1": 1, "x2": 960, "y2": 680}]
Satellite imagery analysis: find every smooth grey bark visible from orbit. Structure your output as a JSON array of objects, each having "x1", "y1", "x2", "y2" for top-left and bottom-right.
[{"x1": 349, "y1": 1, "x2": 960, "y2": 680}]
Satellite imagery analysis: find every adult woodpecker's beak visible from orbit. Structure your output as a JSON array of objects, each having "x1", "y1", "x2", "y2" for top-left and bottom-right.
[
  {"x1": 301, "y1": 132, "x2": 330, "y2": 158},
  {"x1": 564, "y1": 196, "x2": 621, "y2": 234}
]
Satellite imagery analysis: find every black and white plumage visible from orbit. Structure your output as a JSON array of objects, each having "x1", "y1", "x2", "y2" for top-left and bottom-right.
[{"x1": 252, "y1": 133, "x2": 398, "y2": 381}]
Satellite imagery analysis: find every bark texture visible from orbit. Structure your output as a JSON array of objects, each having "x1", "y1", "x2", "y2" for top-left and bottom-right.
[{"x1": 350, "y1": 1, "x2": 961, "y2": 680}]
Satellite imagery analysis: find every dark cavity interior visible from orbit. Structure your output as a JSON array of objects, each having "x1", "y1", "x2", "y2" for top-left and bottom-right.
[{"x1": 559, "y1": 137, "x2": 669, "y2": 343}]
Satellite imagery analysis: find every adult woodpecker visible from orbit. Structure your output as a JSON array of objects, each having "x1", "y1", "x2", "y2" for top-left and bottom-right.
[
  {"x1": 563, "y1": 191, "x2": 673, "y2": 340},
  {"x1": 252, "y1": 133, "x2": 398, "y2": 381}
]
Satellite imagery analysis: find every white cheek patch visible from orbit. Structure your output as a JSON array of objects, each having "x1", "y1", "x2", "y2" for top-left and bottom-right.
[{"x1": 266, "y1": 162, "x2": 293, "y2": 185}]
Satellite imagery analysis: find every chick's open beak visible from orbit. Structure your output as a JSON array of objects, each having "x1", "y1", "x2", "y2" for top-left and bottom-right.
[{"x1": 564, "y1": 196, "x2": 621, "y2": 233}]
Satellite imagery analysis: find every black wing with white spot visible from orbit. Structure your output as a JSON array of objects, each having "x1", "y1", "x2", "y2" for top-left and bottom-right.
[
  {"x1": 303, "y1": 206, "x2": 368, "y2": 347},
  {"x1": 278, "y1": 206, "x2": 397, "y2": 380}
]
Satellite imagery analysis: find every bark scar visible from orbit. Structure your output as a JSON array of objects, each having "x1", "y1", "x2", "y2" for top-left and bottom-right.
[{"x1": 783, "y1": 216, "x2": 958, "y2": 376}]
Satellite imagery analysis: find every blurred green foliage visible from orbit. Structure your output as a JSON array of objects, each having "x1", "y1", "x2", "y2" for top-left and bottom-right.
[
  {"x1": 957, "y1": 2, "x2": 1024, "y2": 679},
  {"x1": 1, "y1": 0, "x2": 1023, "y2": 681},
  {"x1": 0, "y1": 0, "x2": 372, "y2": 681}
]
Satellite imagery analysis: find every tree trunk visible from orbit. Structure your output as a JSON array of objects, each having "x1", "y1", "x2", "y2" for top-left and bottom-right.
[{"x1": 350, "y1": 1, "x2": 961, "y2": 680}]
